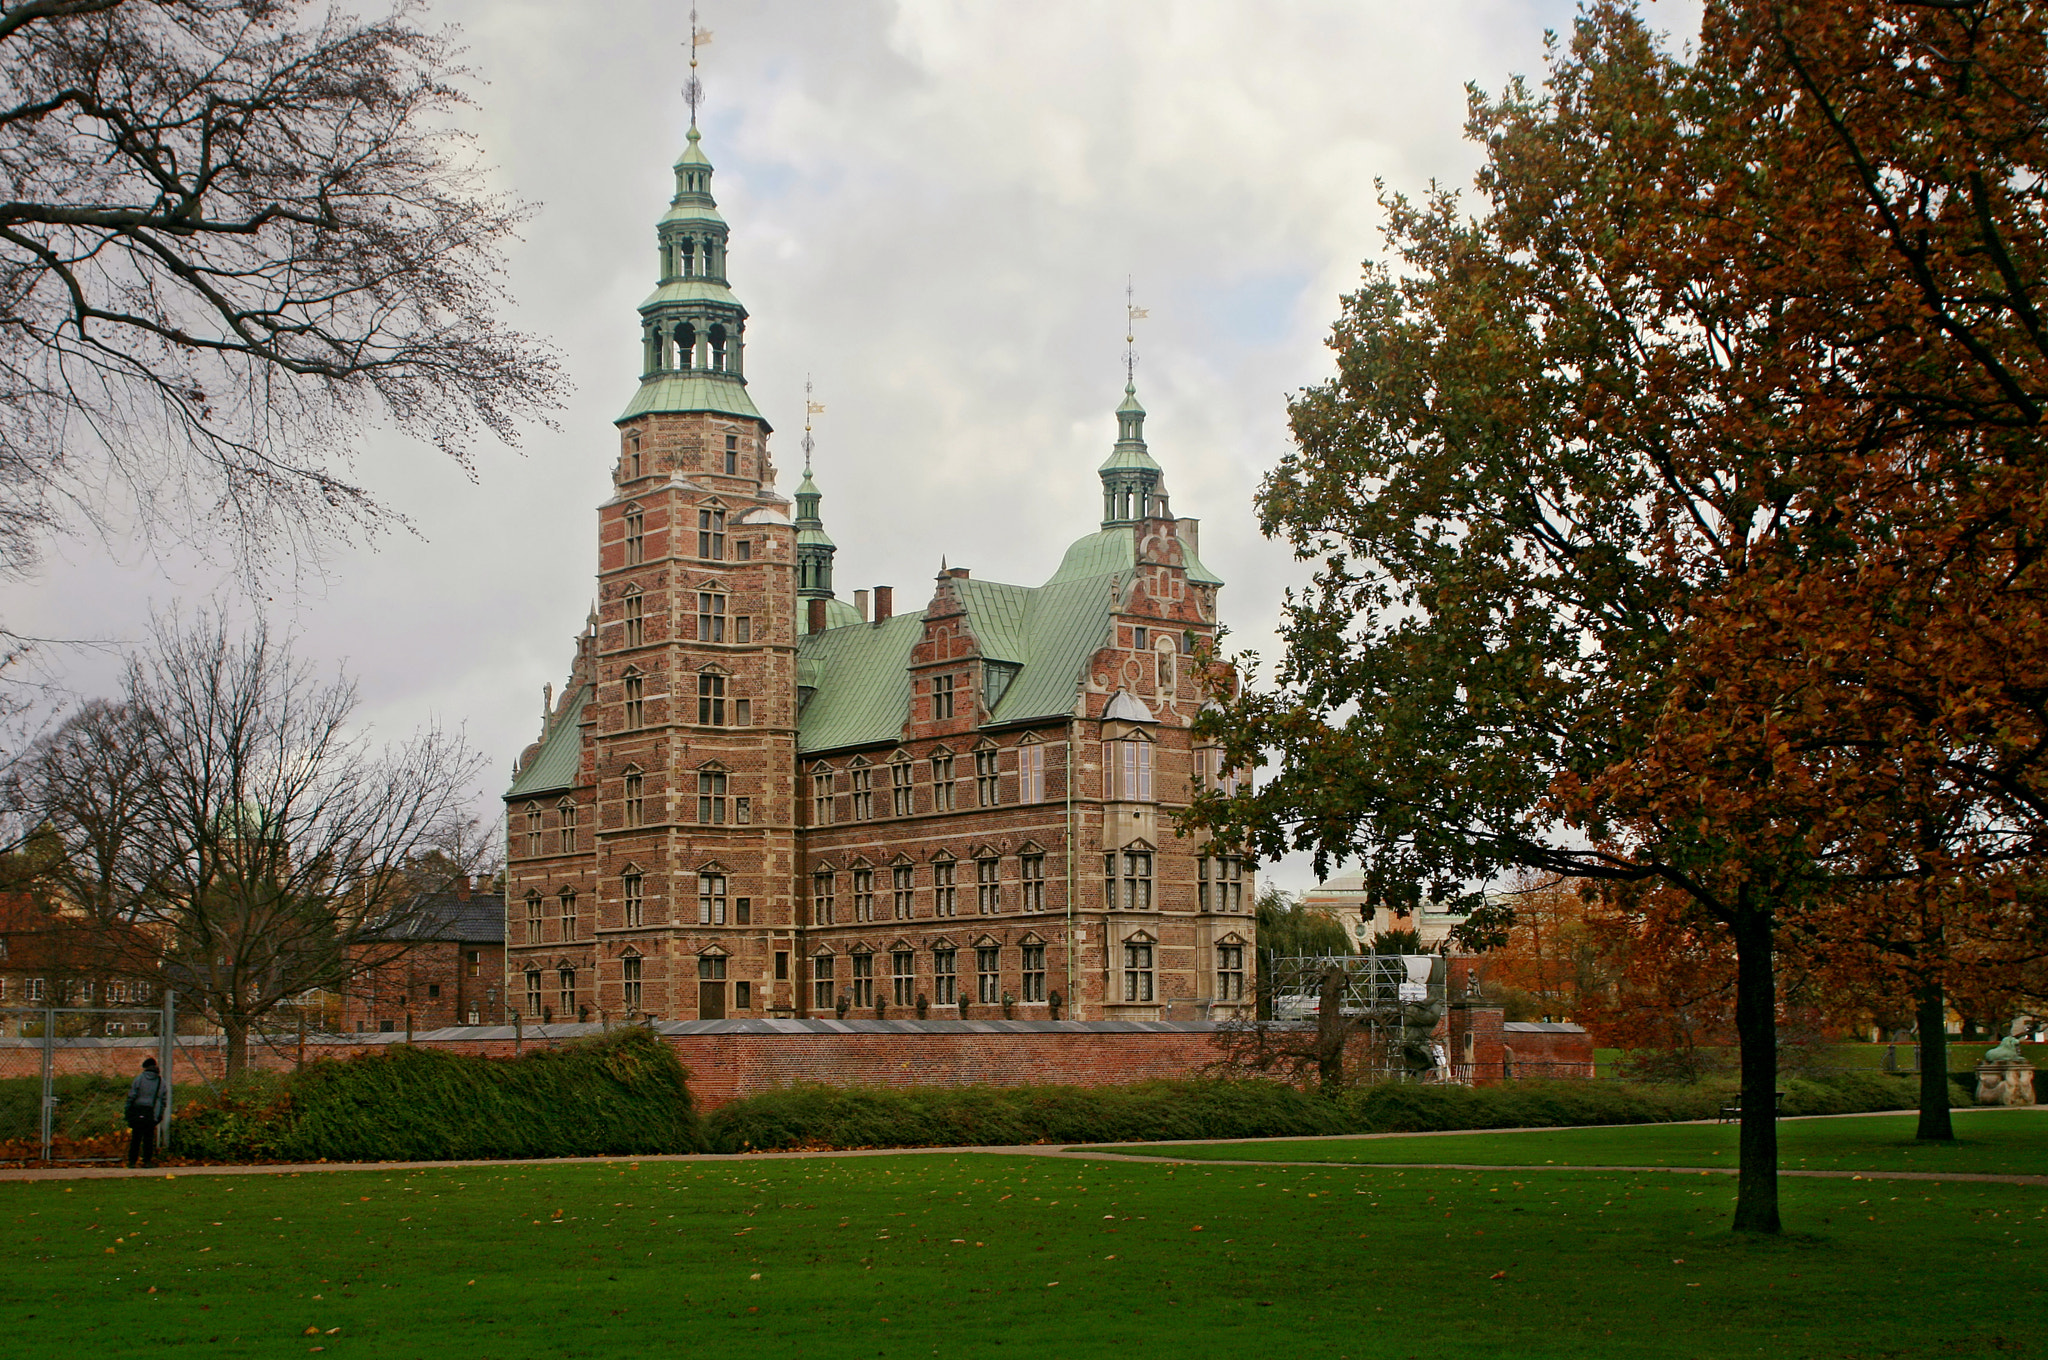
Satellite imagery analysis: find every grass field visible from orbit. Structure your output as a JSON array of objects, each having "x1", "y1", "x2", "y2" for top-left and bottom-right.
[
  {"x1": 5, "y1": 1125, "x2": 2044, "y2": 1360},
  {"x1": 1117, "y1": 1108, "x2": 2048, "y2": 1176}
]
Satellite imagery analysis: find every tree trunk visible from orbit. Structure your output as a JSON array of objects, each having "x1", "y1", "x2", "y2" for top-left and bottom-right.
[
  {"x1": 1730, "y1": 903, "x2": 1780, "y2": 1234},
  {"x1": 1315, "y1": 968, "x2": 1347, "y2": 1098},
  {"x1": 1914, "y1": 982, "x2": 1955, "y2": 1141},
  {"x1": 222, "y1": 1013, "x2": 249, "y2": 1082}
]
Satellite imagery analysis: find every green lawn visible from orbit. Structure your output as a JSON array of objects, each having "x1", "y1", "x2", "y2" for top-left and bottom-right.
[
  {"x1": 1113, "y1": 1108, "x2": 2048, "y2": 1176},
  {"x1": 5, "y1": 1147, "x2": 2044, "y2": 1359}
]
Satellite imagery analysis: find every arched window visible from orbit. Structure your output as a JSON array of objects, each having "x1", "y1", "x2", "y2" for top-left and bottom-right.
[
  {"x1": 708, "y1": 323, "x2": 728, "y2": 372},
  {"x1": 676, "y1": 322, "x2": 695, "y2": 370}
]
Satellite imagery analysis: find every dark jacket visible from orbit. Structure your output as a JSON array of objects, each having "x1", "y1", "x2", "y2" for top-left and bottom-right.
[{"x1": 126, "y1": 1069, "x2": 166, "y2": 1122}]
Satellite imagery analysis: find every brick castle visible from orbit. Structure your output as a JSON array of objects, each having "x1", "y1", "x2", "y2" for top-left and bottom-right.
[{"x1": 502, "y1": 118, "x2": 1255, "y2": 1025}]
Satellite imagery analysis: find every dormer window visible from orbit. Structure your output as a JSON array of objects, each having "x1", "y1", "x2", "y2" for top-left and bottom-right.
[{"x1": 931, "y1": 673, "x2": 955, "y2": 721}]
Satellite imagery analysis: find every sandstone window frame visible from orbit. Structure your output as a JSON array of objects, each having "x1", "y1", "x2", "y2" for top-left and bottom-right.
[
  {"x1": 889, "y1": 752, "x2": 914, "y2": 816},
  {"x1": 848, "y1": 758, "x2": 874, "y2": 820},
  {"x1": 1216, "y1": 939, "x2": 1246, "y2": 1001},
  {"x1": 697, "y1": 504, "x2": 727, "y2": 560},
  {"x1": 621, "y1": 866, "x2": 645, "y2": 927},
  {"x1": 1016, "y1": 738, "x2": 1045, "y2": 804},
  {"x1": 696, "y1": 587, "x2": 726, "y2": 643},
  {"x1": 1122, "y1": 937, "x2": 1155, "y2": 1003},
  {"x1": 622, "y1": 950, "x2": 643, "y2": 1012},
  {"x1": 696, "y1": 667, "x2": 728, "y2": 726},
  {"x1": 696, "y1": 764, "x2": 729, "y2": 825},
  {"x1": 525, "y1": 967, "x2": 543, "y2": 1015},
  {"x1": 973, "y1": 743, "x2": 1000, "y2": 806},
  {"x1": 812, "y1": 951, "x2": 835, "y2": 1011},
  {"x1": 931, "y1": 672, "x2": 955, "y2": 720},
  {"x1": 930, "y1": 748, "x2": 955, "y2": 811},
  {"x1": 931, "y1": 945, "x2": 957, "y2": 1005},
  {"x1": 622, "y1": 766, "x2": 646, "y2": 828},
  {"x1": 812, "y1": 866, "x2": 837, "y2": 926},
  {"x1": 623, "y1": 669, "x2": 645, "y2": 729},
  {"x1": 891, "y1": 860, "x2": 915, "y2": 920},
  {"x1": 1105, "y1": 843, "x2": 1154, "y2": 912},
  {"x1": 930, "y1": 853, "x2": 957, "y2": 918},
  {"x1": 812, "y1": 764, "x2": 835, "y2": 825},
  {"x1": 622, "y1": 587, "x2": 644, "y2": 648},
  {"x1": 558, "y1": 966, "x2": 576, "y2": 1014},
  {"x1": 623, "y1": 503, "x2": 645, "y2": 565},
  {"x1": 524, "y1": 801, "x2": 543, "y2": 857},
  {"x1": 1104, "y1": 733, "x2": 1155, "y2": 802},
  {"x1": 1018, "y1": 848, "x2": 1045, "y2": 912},
  {"x1": 975, "y1": 854, "x2": 1000, "y2": 915},
  {"x1": 1199, "y1": 853, "x2": 1246, "y2": 913},
  {"x1": 851, "y1": 864, "x2": 876, "y2": 923},
  {"x1": 525, "y1": 892, "x2": 543, "y2": 944},
  {"x1": 891, "y1": 947, "x2": 915, "y2": 1005},
  {"x1": 850, "y1": 948, "x2": 874, "y2": 1008},
  {"x1": 975, "y1": 944, "x2": 1000, "y2": 1003},
  {"x1": 557, "y1": 798, "x2": 579, "y2": 854},
  {"x1": 698, "y1": 868, "x2": 728, "y2": 926},
  {"x1": 559, "y1": 889, "x2": 578, "y2": 940},
  {"x1": 1020, "y1": 941, "x2": 1047, "y2": 1002}
]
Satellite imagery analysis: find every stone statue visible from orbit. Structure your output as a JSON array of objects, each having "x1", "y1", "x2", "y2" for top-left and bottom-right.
[{"x1": 1975, "y1": 1021, "x2": 2037, "y2": 1106}]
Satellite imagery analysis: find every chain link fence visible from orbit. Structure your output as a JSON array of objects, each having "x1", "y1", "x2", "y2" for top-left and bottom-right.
[{"x1": 0, "y1": 997, "x2": 184, "y2": 1164}]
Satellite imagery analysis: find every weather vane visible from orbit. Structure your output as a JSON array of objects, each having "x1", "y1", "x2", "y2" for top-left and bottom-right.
[
  {"x1": 802, "y1": 376, "x2": 825, "y2": 472},
  {"x1": 1124, "y1": 277, "x2": 1149, "y2": 386},
  {"x1": 684, "y1": 6, "x2": 713, "y2": 128}
]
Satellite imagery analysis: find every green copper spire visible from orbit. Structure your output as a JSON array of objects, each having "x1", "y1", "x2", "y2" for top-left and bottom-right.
[
  {"x1": 795, "y1": 382, "x2": 836, "y2": 598},
  {"x1": 1099, "y1": 381, "x2": 1166, "y2": 526},
  {"x1": 617, "y1": 25, "x2": 763, "y2": 426}
]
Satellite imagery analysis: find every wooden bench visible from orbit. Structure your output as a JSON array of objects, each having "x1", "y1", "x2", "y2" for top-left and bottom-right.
[{"x1": 1718, "y1": 1091, "x2": 1786, "y2": 1122}]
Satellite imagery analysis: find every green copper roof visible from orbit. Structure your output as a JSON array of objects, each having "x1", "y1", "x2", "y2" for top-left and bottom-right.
[
  {"x1": 1048, "y1": 525, "x2": 1223, "y2": 588},
  {"x1": 795, "y1": 612, "x2": 926, "y2": 753},
  {"x1": 1098, "y1": 442, "x2": 1163, "y2": 473},
  {"x1": 675, "y1": 127, "x2": 712, "y2": 169},
  {"x1": 638, "y1": 278, "x2": 742, "y2": 310},
  {"x1": 659, "y1": 200, "x2": 727, "y2": 228},
  {"x1": 821, "y1": 597, "x2": 862, "y2": 628},
  {"x1": 618, "y1": 372, "x2": 763, "y2": 423},
  {"x1": 507, "y1": 683, "x2": 589, "y2": 797}
]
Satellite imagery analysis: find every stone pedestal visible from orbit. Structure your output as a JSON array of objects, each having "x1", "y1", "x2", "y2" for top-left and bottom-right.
[{"x1": 1975, "y1": 1060, "x2": 2038, "y2": 1106}]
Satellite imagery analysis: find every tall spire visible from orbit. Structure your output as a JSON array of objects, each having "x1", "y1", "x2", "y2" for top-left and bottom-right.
[
  {"x1": 618, "y1": 8, "x2": 764, "y2": 425},
  {"x1": 795, "y1": 379, "x2": 837, "y2": 599},
  {"x1": 1099, "y1": 287, "x2": 1165, "y2": 527}
]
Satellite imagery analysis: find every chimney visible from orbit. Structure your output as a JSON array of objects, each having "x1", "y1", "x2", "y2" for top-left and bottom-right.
[
  {"x1": 874, "y1": 586, "x2": 893, "y2": 622},
  {"x1": 807, "y1": 597, "x2": 828, "y2": 634},
  {"x1": 1176, "y1": 517, "x2": 1200, "y2": 555},
  {"x1": 854, "y1": 589, "x2": 870, "y2": 622},
  {"x1": 946, "y1": 567, "x2": 970, "y2": 579},
  {"x1": 455, "y1": 874, "x2": 471, "y2": 902}
]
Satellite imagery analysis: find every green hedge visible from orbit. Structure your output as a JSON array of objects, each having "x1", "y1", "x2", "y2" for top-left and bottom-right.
[
  {"x1": 174, "y1": 1028, "x2": 700, "y2": 1163},
  {"x1": 705, "y1": 1070, "x2": 1936, "y2": 1153}
]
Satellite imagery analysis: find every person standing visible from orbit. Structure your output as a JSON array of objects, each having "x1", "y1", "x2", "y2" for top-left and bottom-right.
[{"x1": 124, "y1": 1057, "x2": 166, "y2": 1169}]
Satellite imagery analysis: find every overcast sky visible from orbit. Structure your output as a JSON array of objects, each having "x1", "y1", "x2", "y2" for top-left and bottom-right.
[{"x1": 1, "y1": 0, "x2": 1702, "y2": 895}]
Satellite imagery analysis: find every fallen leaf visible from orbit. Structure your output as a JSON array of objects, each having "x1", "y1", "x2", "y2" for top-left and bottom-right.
[{"x1": 1489, "y1": 1271, "x2": 1507, "y2": 1281}]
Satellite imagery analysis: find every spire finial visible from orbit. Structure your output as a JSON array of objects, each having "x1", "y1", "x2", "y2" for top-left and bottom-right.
[
  {"x1": 1124, "y1": 277, "x2": 1149, "y2": 389},
  {"x1": 802, "y1": 376, "x2": 825, "y2": 475},
  {"x1": 683, "y1": 6, "x2": 713, "y2": 130}
]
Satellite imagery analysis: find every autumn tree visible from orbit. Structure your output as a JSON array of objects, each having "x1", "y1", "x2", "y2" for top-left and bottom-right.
[
  {"x1": 0, "y1": 0, "x2": 563, "y2": 578},
  {"x1": 20, "y1": 613, "x2": 486, "y2": 1075},
  {"x1": 1474, "y1": 877, "x2": 1603, "y2": 1024},
  {"x1": 1192, "y1": 0, "x2": 2048, "y2": 1232}
]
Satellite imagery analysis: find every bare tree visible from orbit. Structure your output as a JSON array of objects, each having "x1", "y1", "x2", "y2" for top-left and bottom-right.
[
  {"x1": 0, "y1": 0, "x2": 565, "y2": 575},
  {"x1": 21, "y1": 612, "x2": 486, "y2": 1075}
]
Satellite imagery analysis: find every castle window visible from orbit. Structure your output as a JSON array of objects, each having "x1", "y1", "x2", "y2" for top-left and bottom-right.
[
  {"x1": 974, "y1": 748, "x2": 1000, "y2": 806},
  {"x1": 622, "y1": 870, "x2": 644, "y2": 928},
  {"x1": 931, "y1": 857, "x2": 957, "y2": 918},
  {"x1": 623, "y1": 770, "x2": 645, "y2": 827},
  {"x1": 1133, "y1": 626, "x2": 1147, "y2": 650},
  {"x1": 525, "y1": 968, "x2": 542, "y2": 1014},
  {"x1": 558, "y1": 966, "x2": 575, "y2": 1012},
  {"x1": 697, "y1": 591, "x2": 725, "y2": 642},
  {"x1": 559, "y1": 890, "x2": 578, "y2": 940},
  {"x1": 812, "y1": 767, "x2": 834, "y2": 825},
  {"x1": 1105, "y1": 848, "x2": 1153, "y2": 912},
  {"x1": 698, "y1": 872, "x2": 728, "y2": 926},
  {"x1": 735, "y1": 795, "x2": 751, "y2": 823},
  {"x1": 1017, "y1": 742, "x2": 1045, "y2": 804},
  {"x1": 1019, "y1": 852, "x2": 1045, "y2": 912},
  {"x1": 1021, "y1": 943, "x2": 1046, "y2": 1002},
  {"x1": 1195, "y1": 747, "x2": 1242, "y2": 797},
  {"x1": 709, "y1": 323, "x2": 728, "y2": 372},
  {"x1": 677, "y1": 322, "x2": 695, "y2": 370},
  {"x1": 624, "y1": 507, "x2": 644, "y2": 565},
  {"x1": 850, "y1": 951, "x2": 874, "y2": 1008},
  {"x1": 976, "y1": 946, "x2": 1000, "y2": 1004},
  {"x1": 931, "y1": 948, "x2": 957, "y2": 1005},
  {"x1": 976, "y1": 856, "x2": 1000, "y2": 915},
  {"x1": 931, "y1": 673, "x2": 954, "y2": 720},
  {"x1": 850, "y1": 763, "x2": 873, "y2": 820},
  {"x1": 734, "y1": 616, "x2": 752, "y2": 644},
  {"x1": 724, "y1": 434, "x2": 739, "y2": 476},
  {"x1": 628, "y1": 433, "x2": 643, "y2": 480},
  {"x1": 1199, "y1": 854, "x2": 1246, "y2": 913},
  {"x1": 1217, "y1": 943, "x2": 1246, "y2": 1001},
  {"x1": 812, "y1": 869, "x2": 836, "y2": 926},
  {"x1": 698, "y1": 954, "x2": 727, "y2": 981},
  {"x1": 852, "y1": 867, "x2": 875, "y2": 923},
  {"x1": 890, "y1": 757, "x2": 913, "y2": 816},
  {"x1": 1105, "y1": 737, "x2": 1154, "y2": 801},
  {"x1": 930, "y1": 752, "x2": 954, "y2": 810},
  {"x1": 892, "y1": 862, "x2": 914, "y2": 919},
  {"x1": 558, "y1": 799, "x2": 578, "y2": 853},
  {"x1": 678, "y1": 239, "x2": 695, "y2": 278},
  {"x1": 735, "y1": 896, "x2": 751, "y2": 925},
  {"x1": 525, "y1": 893, "x2": 543, "y2": 944},
  {"x1": 622, "y1": 954, "x2": 643, "y2": 1011},
  {"x1": 524, "y1": 802, "x2": 543, "y2": 857},
  {"x1": 698, "y1": 507, "x2": 726, "y2": 560},
  {"x1": 1123, "y1": 941, "x2": 1154, "y2": 1003},
  {"x1": 892, "y1": 949, "x2": 914, "y2": 1005},
  {"x1": 697, "y1": 671, "x2": 726, "y2": 726},
  {"x1": 623, "y1": 673, "x2": 644, "y2": 729},
  {"x1": 812, "y1": 953, "x2": 835, "y2": 1010},
  {"x1": 697, "y1": 768, "x2": 727, "y2": 825}
]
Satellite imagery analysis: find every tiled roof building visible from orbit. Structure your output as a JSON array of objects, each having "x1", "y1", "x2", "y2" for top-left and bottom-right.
[{"x1": 502, "y1": 120, "x2": 1254, "y2": 1024}]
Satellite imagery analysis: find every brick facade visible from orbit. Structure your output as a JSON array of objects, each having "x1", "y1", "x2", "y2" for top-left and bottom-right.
[{"x1": 502, "y1": 123, "x2": 1256, "y2": 1030}]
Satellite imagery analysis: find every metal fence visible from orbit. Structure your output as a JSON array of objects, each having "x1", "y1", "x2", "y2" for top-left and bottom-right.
[{"x1": 0, "y1": 996, "x2": 180, "y2": 1163}]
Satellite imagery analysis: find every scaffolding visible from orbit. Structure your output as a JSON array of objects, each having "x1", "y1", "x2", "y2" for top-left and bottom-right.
[{"x1": 1262, "y1": 953, "x2": 1451, "y2": 1081}]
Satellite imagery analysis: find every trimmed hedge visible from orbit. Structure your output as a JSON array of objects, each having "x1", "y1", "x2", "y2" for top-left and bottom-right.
[
  {"x1": 175, "y1": 1027, "x2": 700, "y2": 1163},
  {"x1": 704, "y1": 1069, "x2": 1939, "y2": 1153}
]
